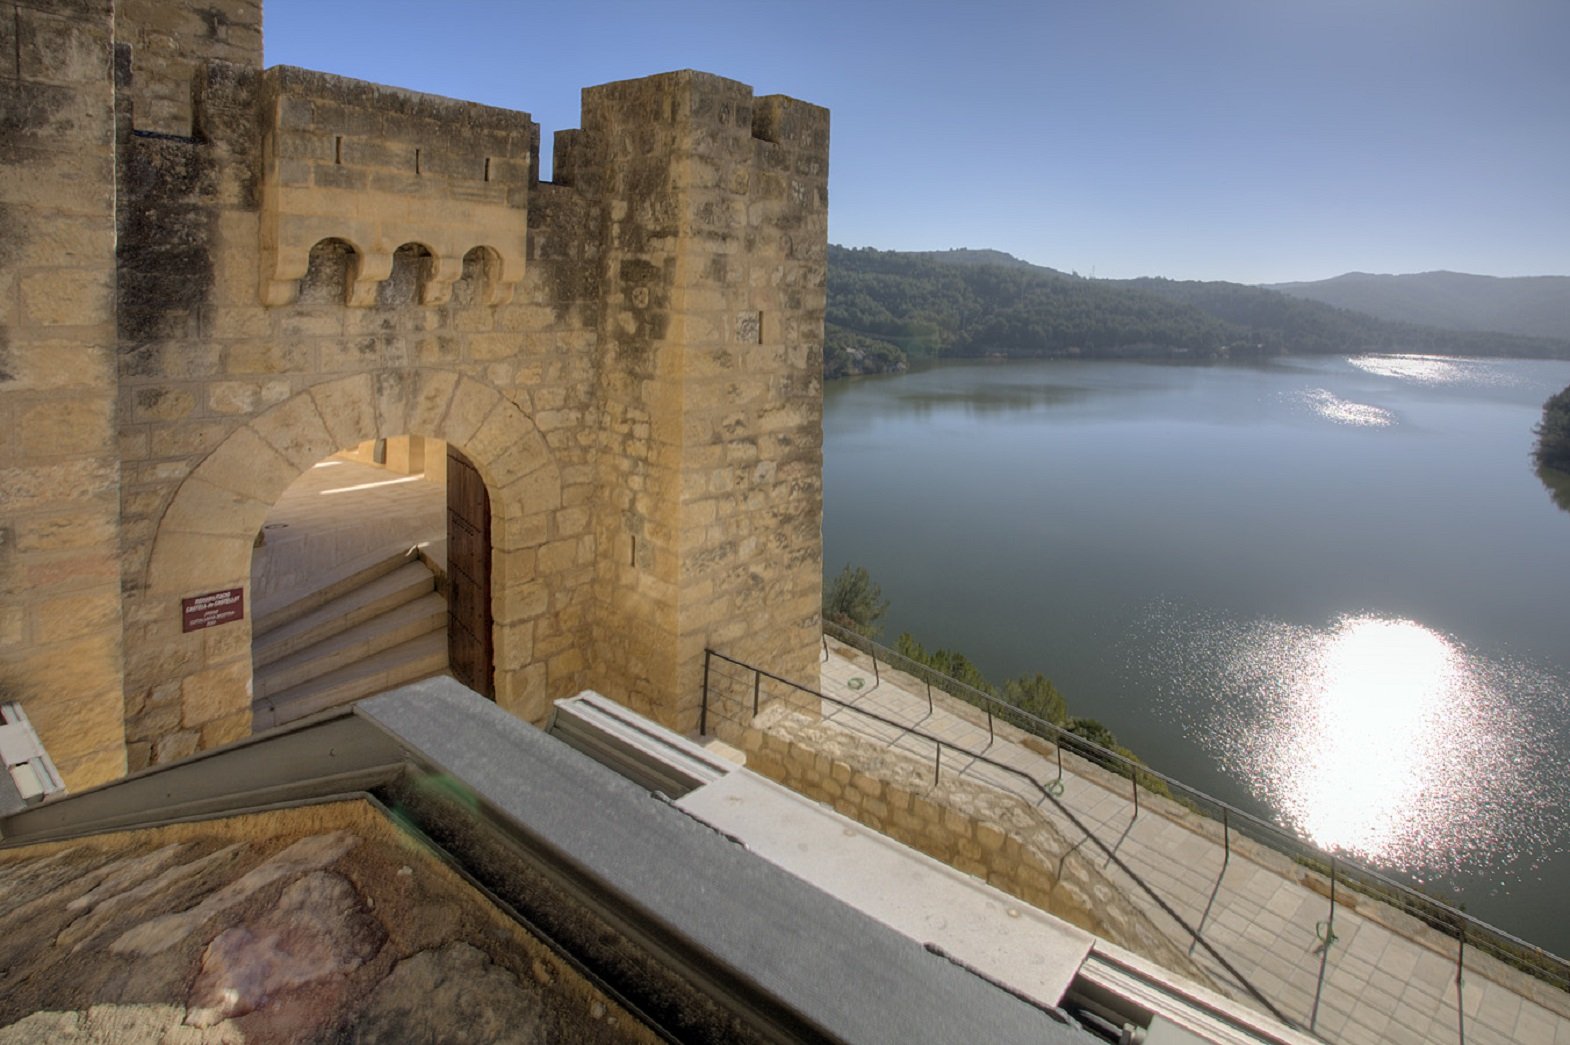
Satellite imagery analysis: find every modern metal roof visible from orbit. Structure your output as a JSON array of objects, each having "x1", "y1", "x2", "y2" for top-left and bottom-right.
[{"x1": 1, "y1": 678, "x2": 1092, "y2": 1044}]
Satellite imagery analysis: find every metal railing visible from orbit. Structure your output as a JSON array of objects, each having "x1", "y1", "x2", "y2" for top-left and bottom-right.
[
  {"x1": 704, "y1": 623, "x2": 1570, "y2": 1018},
  {"x1": 699, "y1": 645, "x2": 1298, "y2": 1029}
]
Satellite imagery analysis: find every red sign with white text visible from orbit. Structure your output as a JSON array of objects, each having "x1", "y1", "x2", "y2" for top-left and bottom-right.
[{"x1": 181, "y1": 588, "x2": 244, "y2": 632}]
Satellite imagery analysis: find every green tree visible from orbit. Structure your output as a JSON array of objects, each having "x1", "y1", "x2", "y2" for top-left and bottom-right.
[
  {"x1": 895, "y1": 633, "x2": 995, "y2": 695},
  {"x1": 1066, "y1": 717, "x2": 1119, "y2": 748},
  {"x1": 1534, "y1": 384, "x2": 1570, "y2": 474},
  {"x1": 1001, "y1": 673, "x2": 1067, "y2": 725},
  {"x1": 823, "y1": 564, "x2": 888, "y2": 638}
]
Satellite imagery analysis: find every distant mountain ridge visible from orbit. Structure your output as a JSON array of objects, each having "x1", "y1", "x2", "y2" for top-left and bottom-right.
[
  {"x1": 1264, "y1": 271, "x2": 1570, "y2": 341},
  {"x1": 825, "y1": 246, "x2": 1570, "y2": 377}
]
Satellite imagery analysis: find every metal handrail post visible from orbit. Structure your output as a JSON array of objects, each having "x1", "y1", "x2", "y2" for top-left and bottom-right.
[
  {"x1": 1311, "y1": 855, "x2": 1339, "y2": 1033},
  {"x1": 753, "y1": 669, "x2": 761, "y2": 717},
  {"x1": 1222, "y1": 807, "x2": 1231, "y2": 870},
  {"x1": 1329, "y1": 856, "x2": 1338, "y2": 936},
  {"x1": 934, "y1": 740, "x2": 942, "y2": 785},
  {"x1": 1456, "y1": 929, "x2": 1467, "y2": 1045}
]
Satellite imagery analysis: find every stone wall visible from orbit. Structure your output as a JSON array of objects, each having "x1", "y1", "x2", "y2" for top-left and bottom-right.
[
  {"x1": 0, "y1": 0, "x2": 828, "y2": 778},
  {"x1": 115, "y1": 55, "x2": 599, "y2": 766},
  {"x1": 0, "y1": 0, "x2": 127, "y2": 789},
  {"x1": 580, "y1": 72, "x2": 828, "y2": 730},
  {"x1": 116, "y1": 0, "x2": 261, "y2": 137},
  {"x1": 742, "y1": 706, "x2": 1219, "y2": 986}
]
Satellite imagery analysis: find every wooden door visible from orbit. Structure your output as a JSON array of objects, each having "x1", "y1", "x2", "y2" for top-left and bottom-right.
[{"x1": 446, "y1": 445, "x2": 493, "y2": 698}]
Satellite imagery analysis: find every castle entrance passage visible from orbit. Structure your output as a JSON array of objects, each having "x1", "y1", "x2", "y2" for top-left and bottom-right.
[{"x1": 248, "y1": 436, "x2": 494, "y2": 728}]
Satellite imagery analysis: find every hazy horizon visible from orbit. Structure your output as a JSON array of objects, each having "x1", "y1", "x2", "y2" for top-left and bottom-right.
[
  {"x1": 827, "y1": 245, "x2": 1570, "y2": 285},
  {"x1": 266, "y1": 0, "x2": 1570, "y2": 286}
]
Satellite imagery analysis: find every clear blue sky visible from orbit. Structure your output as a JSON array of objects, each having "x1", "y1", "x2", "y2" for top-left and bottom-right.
[{"x1": 264, "y1": 0, "x2": 1569, "y2": 284}]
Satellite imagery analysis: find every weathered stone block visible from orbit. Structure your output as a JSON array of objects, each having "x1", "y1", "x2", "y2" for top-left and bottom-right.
[
  {"x1": 19, "y1": 397, "x2": 115, "y2": 457},
  {"x1": 253, "y1": 390, "x2": 338, "y2": 468},
  {"x1": 20, "y1": 268, "x2": 114, "y2": 326},
  {"x1": 181, "y1": 662, "x2": 251, "y2": 726},
  {"x1": 33, "y1": 590, "x2": 121, "y2": 645},
  {"x1": 309, "y1": 373, "x2": 379, "y2": 451},
  {"x1": 155, "y1": 729, "x2": 201, "y2": 764},
  {"x1": 207, "y1": 379, "x2": 290, "y2": 415}
]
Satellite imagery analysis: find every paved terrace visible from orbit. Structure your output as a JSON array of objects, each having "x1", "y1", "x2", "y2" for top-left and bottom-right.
[
  {"x1": 807, "y1": 639, "x2": 1570, "y2": 1045},
  {"x1": 250, "y1": 456, "x2": 446, "y2": 613}
]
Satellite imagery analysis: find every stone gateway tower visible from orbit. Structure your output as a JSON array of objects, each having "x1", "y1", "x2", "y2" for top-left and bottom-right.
[{"x1": 0, "y1": 0, "x2": 829, "y2": 790}]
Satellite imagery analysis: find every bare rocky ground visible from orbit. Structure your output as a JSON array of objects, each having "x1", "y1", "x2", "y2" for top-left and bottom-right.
[{"x1": 0, "y1": 801, "x2": 656, "y2": 1043}]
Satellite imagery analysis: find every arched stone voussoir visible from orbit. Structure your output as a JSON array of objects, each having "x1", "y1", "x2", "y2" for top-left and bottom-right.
[
  {"x1": 371, "y1": 368, "x2": 418, "y2": 437},
  {"x1": 155, "y1": 476, "x2": 272, "y2": 542},
  {"x1": 147, "y1": 531, "x2": 253, "y2": 598},
  {"x1": 405, "y1": 369, "x2": 462, "y2": 438},
  {"x1": 187, "y1": 424, "x2": 302, "y2": 507},
  {"x1": 465, "y1": 408, "x2": 551, "y2": 490},
  {"x1": 498, "y1": 464, "x2": 563, "y2": 515},
  {"x1": 436, "y1": 376, "x2": 505, "y2": 450},
  {"x1": 251, "y1": 387, "x2": 342, "y2": 471},
  {"x1": 308, "y1": 372, "x2": 381, "y2": 454}
]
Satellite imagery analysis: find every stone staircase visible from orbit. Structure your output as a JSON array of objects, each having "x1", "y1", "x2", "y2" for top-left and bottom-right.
[{"x1": 251, "y1": 547, "x2": 449, "y2": 730}]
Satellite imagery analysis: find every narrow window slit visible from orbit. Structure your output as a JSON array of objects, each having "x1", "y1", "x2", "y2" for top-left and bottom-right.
[
  {"x1": 415, "y1": 148, "x2": 422, "y2": 175},
  {"x1": 484, "y1": 157, "x2": 491, "y2": 182},
  {"x1": 334, "y1": 136, "x2": 343, "y2": 164}
]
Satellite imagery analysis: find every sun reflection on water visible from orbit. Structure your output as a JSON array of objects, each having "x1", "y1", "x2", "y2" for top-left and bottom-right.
[
  {"x1": 1294, "y1": 388, "x2": 1394, "y2": 427},
  {"x1": 1347, "y1": 354, "x2": 1518, "y2": 387},
  {"x1": 1272, "y1": 617, "x2": 1459, "y2": 854},
  {"x1": 1140, "y1": 608, "x2": 1566, "y2": 882}
]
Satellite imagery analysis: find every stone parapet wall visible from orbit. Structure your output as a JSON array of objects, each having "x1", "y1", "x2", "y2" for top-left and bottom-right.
[
  {"x1": 743, "y1": 706, "x2": 1218, "y2": 986},
  {"x1": 257, "y1": 65, "x2": 534, "y2": 307}
]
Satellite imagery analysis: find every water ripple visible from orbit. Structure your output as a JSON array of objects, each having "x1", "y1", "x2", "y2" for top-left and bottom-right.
[
  {"x1": 1348, "y1": 353, "x2": 1520, "y2": 387},
  {"x1": 1293, "y1": 387, "x2": 1394, "y2": 427},
  {"x1": 1133, "y1": 604, "x2": 1569, "y2": 884}
]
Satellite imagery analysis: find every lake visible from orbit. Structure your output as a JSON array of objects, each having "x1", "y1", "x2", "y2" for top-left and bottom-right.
[{"x1": 822, "y1": 354, "x2": 1570, "y2": 955}]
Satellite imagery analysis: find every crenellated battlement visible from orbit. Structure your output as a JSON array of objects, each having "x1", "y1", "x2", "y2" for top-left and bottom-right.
[{"x1": 257, "y1": 66, "x2": 535, "y2": 307}]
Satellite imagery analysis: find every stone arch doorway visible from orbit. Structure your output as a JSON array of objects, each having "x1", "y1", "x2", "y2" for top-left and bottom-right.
[
  {"x1": 135, "y1": 370, "x2": 560, "y2": 761},
  {"x1": 247, "y1": 436, "x2": 492, "y2": 728}
]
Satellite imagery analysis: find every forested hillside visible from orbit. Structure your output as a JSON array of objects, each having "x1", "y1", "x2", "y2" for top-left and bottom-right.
[{"x1": 825, "y1": 247, "x2": 1570, "y2": 377}]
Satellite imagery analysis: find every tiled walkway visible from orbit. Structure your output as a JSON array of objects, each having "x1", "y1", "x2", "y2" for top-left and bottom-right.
[{"x1": 813, "y1": 640, "x2": 1570, "y2": 1045}]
